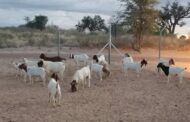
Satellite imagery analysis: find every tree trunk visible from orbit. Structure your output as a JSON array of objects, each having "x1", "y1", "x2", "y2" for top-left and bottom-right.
[
  {"x1": 168, "y1": 25, "x2": 172, "y2": 34},
  {"x1": 138, "y1": 32, "x2": 142, "y2": 52},
  {"x1": 132, "y1": 33, "x2": 142, "y2": 52},
  {"x1": 171, "y1": 25, "x2": 176, "y2": 34},
  {"x1": 168, "y1": 24, "x2": 176, "y2": 34}
]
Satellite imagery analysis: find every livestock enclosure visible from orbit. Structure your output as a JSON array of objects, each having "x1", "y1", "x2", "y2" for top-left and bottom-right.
[{"x1": 0, "y1": 47, "x2": 190, "y2": 122}]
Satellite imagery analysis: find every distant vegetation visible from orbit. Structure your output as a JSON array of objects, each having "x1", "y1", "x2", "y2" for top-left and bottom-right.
[
  {"x1": 76, "y1": 15, "x2": 108, "y2": 32},
  {"x1": 0, "y1": 0, "x2": 190, "y2": 50},
  {"x1": 0, "y1": 26, "x2": 190, "y2": 50},
  {"x1": 22, "y1": 15, "x2": 48, "y2": 31},
  {"x1": 118, "y1": 0, "x2": 190, "y2": 51}
]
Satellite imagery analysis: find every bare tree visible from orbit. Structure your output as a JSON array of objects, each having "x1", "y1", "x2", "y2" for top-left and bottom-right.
[{"x1": 159, "y1": 1, "x2": 190, "y2": 34}]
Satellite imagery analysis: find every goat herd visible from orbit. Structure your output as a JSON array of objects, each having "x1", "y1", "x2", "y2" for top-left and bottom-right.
[{"x1": 12, "y1": 52, "x2": 187, "y2": 106}]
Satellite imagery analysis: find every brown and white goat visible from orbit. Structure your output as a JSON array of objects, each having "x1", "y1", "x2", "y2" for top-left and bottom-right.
[
  {"x1": 48, "y1": 73, "x2": 61, "y2": 106},
  {"x1": 70, "y1": 65, "x2": 91, "y2": 92}
]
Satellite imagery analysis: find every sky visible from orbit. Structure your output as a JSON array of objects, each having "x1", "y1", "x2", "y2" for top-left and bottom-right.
[{"x1": 0, "y1": 0, "x2": 190, "y2": 34}]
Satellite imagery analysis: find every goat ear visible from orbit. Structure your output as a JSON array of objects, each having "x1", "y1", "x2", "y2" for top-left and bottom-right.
[
  {"x1": 93, "y1": 55, "x2": 97, "y2": 59},
  {"x1": 125, "y1": 53, "x2": 130, "y2": 57},
  {"x1": 56, "y1": 75, "x2": 59, "y2": 81}
]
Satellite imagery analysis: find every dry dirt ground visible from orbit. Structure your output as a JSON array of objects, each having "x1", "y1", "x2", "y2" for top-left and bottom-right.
[{"x1": 0, "y1": 47, "x2": 190, "y2": 122}]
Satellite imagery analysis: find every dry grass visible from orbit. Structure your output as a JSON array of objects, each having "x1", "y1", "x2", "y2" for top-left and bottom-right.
[{"x1": 0, "y1": 27, "x2": 190, "y2": 50}]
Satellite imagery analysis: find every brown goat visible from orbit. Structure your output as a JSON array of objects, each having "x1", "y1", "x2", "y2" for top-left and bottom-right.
[{"x1": 39, "y1": 53, "x2": 66, "y2": 62}]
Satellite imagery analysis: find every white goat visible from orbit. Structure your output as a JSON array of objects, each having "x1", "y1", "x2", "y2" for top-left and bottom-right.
[
  {"x1": 90, "y1": 62, "x2": 110, "y2": 81},
  {"x1": 123, "y1": 59, "x2": 147, "y2": 77},
  {"x1": 23, "y1": 58, "x2": 38, "y2": 67},
  {"x1": 122, "y1": 53, "x2": 134, "y2": 63},
  {"x1": 70, "y1": 53, "x2": 89, "y2": 67},
  {"x1": 37, "y1": 60, "x2": 65, "y2": 80},
  {"x1": 157, "y1": 63, "x2": 186, "y2": 83},
  {"x1": 70, "y1": 65, "x2": 91, "y2": 92},
  {"x1": 48, "y1": 73, "x2": 61, "y2": 106},
  {"x1": 19, "y1": 63, "x2": 46, "y2": 85},
  {"x1": 122, "y1": 56, "x2": 134, "y2": 64}
]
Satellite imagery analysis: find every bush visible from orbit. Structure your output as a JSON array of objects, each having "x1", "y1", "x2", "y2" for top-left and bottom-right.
[{"x1": 0, "y1": 27, "x2": 190, "y2": 50}]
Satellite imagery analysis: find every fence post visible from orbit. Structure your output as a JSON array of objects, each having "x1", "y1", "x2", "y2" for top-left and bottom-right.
[
  {"x1": 108, "y1": 25, "x2": 111, "y2": 64},
  {"x1": 58, "y1": 30, "x2": 60, "y2": 56}
]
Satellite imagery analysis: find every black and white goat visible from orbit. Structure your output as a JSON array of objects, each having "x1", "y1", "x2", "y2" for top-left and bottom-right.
[
  {"x1": 157, "y1": 58, "x2": 175, "y2": 73},
  {"x1": 12, "y1": 62, "x2": 25, "y2": 78},
  {"x1": 157, "y1": 63, "x2": 187, "y2": 83},
  {"x1": 37, "y1": 60, "x2": 65, "y2": 81},
  {"x1": 93, "y1": 54, "x2": 108, "y2": 65},
  {"x1": 19, "y1": 63, "x2": 46, "y2": 85}
]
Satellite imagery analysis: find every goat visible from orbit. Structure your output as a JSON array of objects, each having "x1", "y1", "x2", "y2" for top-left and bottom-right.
[
  {"x1": 122, "y1": 56, "x2": 134, "y2": 64},
  {"x1": 157, "y1": 58, "x2": 175, "y2": 73},
  {"x1": 157, "y1": 63, "x2": 186, "y2": 83},
  {"x1": 124, "y1": 53, "x2": 131, "y2": 57},
  {"x1": 48, "y1": 73, "x2": 61, "y2": 106},
  {"x1": 40, "y1": 53, "x2": 66, "y2": 62},
  {"x1": 23, "y1": 58, "x2": 38, "y2": 67},
  {"x1": 93, "y1": 54, "x2": 108, "y2": 65},
  {"x1": 37, "y1": 60, "x2": 65, "y2": 81},
  {"x1": 70, "y1": 53, "x2": 89, "y2": 67},
  {"x1": 70, "y1": 65, "x2": 91, "y2": 92},
  {"x1": 12, "y1": 61, "x2": 25, "y2": 78},
  {"x1": 19, "y1": 63, "x2": 46, "y2": 85},
  {"x1": 90, "y1": 62, "x2": 110, "y2": 81},
  {"x1": 123, "y1": 59, "x2": 148, "y2": 77}
]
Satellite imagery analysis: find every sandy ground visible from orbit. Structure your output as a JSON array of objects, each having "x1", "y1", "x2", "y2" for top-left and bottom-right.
[{"x1": 0, "y1": 47, "x2": 190, "y2": 122}]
